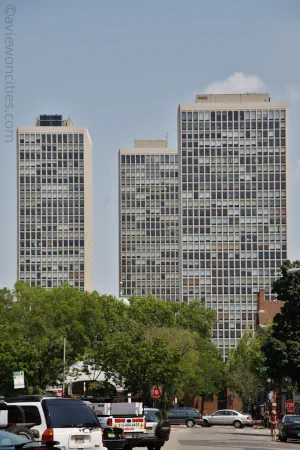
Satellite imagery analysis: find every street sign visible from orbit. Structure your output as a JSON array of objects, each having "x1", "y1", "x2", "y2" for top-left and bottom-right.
[
  {"x1": 286, "y1": 400, "x2": 295, "y2": 413},
  {"x1": 151, "y1": 387, "x2": 161, "y2": 399},
  {"x1": 13, "y1": 371, "x2": 25, "y2": 389}
]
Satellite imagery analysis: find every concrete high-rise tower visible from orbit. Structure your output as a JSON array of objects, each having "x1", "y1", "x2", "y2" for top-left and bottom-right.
[
  {"x1": 17, "y1": 114, "x2": 92, "y2": 291},
  {"x1": 118, "y1": 140, "x2": 179, "y2": 301},
  {"x1": 178, "y1": 94, "x2": 288, "y2": 358}
]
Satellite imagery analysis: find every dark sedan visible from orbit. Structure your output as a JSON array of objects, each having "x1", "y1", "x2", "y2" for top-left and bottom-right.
[
  {"x1": 278, "y1": 415, "x2": 300, "y2": 442},
  {"x1": 0, "y1": 430, "x2": 61, "y2": 449},
  {"x1": 166, "y1": 408, "x2": 202, "y2": 428}
]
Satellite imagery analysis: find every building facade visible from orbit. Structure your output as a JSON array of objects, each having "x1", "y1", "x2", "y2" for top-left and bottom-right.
[
  {"x1": 17, "y1": 114, "x2": 93, "y2": 291},
  {"x1": 257, "y1": 288, "x2": 284, "y2": 327},
  {"x1": 118, "y1": 140, "x2": 179, "y2": 301},
  {"x1": 178, "y1": 94, "x2": 288, "y2": 358}
]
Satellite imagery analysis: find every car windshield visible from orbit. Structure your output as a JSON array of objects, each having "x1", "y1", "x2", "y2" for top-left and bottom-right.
[
  {"x1": 285, "y1": 416, "x2": 300, "y2": 424},
  {"x1": 145, "y1": 410, "x2": 161, "y2": 422},
  {"x1": 0, "y1": 430, "x2": 30, "y2": 447},
  {"x1": 43, "y1": 399, "x2": 100, "y2": 428}
]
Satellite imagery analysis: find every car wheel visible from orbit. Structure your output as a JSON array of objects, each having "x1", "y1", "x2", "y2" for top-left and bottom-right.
[
  {"x1": 233, "y1": 420, "x2": 242, "y2": 429},
  {"x1": 203, "y1": 420, "x2": 211, "y2": 427},
  {"x1": 155, "y1": 420, "x2": 171, "y2": 440},
  {"x1": 186, "y1": 419, "x2": 195, "y2": 428},
  {"x1": 279, "y1": 434, "x2": 287, "y2": 442}
]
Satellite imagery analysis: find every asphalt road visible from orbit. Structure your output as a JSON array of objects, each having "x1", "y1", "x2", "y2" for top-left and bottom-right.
[{"x1": 163, "y1": 425, "x2": 300, "y2": 450}]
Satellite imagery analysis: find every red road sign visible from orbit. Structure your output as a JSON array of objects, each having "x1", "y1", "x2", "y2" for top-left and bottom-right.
[
  {"x1": 151, "y1": 387, "x2": 161, "y2": 399},
  {"x1": 285, "y1": 400, "x2": 295, "y2": 413}
]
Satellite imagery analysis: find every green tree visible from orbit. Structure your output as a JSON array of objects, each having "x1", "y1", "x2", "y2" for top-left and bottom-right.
[
  {"x1": 0, "y1": 283, "x2": 102, "y2": 393},
  {"x1": 183, "y1": 339, "x2": 226, "y2": 413},
  {"x1": 99, "y1": 296, "x2": 222, "y2": 414},
  {"x1": 263, "y1": 260, "x2": 300, "y2": 386},
  {"x1": 227, "y1": 329, "x2": 265, "y2": 409}
]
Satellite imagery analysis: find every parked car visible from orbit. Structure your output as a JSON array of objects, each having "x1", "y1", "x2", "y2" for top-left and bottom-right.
[
  {"x1": 4, "y1": 396, "x2": 107, "y2": 450},
  {"x1": 135, "y1": 408, "x2": 170, "y2": 450},
  {"x1": 166, "y1": 408, "x2": 202, "y2": 428},
  {"x1": 0, "y1": 401, "x2": 38, "y2": 440},
  {"x1": 99, "y1": 423, "x2": 126, "y2": 450},
  {"x1": 0, "y1": 429, "x2": 60, "y2": 449},
  {"x1": 202, "y1": 410, "x2": 253, "y2": 428},
  {"x1": 278, "y1": 414, "x2": 300, "y2": 442}
]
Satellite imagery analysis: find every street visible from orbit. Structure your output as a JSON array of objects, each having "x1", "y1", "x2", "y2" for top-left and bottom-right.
[{"x1": 164, "y1": 426, "x2": 300, "y2": 449}]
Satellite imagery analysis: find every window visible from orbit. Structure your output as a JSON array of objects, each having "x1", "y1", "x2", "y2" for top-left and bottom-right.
[
  {"x1": 22, "y1": 406, "x2": 42, "y2": 425},
  {"x1": 43, "y1": 399, "x2": 100, "y2": 428}
]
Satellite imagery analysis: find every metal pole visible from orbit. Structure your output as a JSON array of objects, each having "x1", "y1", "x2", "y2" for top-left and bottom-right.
[{"x1": 63, "y1": 336, "x2": 66, "y2": 397}]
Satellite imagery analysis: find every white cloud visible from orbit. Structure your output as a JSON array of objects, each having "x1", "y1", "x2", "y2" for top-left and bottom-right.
[
  {"x1": 286, "y1": 85, "x2": 300, "y2": 103},
  {"x1": 203, "y1": 72, "x2": 266, "y2": 94}
]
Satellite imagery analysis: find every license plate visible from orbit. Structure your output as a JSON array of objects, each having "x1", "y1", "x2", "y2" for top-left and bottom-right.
[
  {"x1": 108, "y1": 433, "x2": 115, "y2": 438},
  {"x1": 298, "y1": 433, "x2": 300, "y2": 436},
  {"x1": 146, "y1": 427, "x2": 152, "y2": 431},
  {"x1": 75, "y1": 438, "x2": 84, "y2": 444},
  {"x1": 125, "y1": 434, "x2": 132, "y2": 438}
]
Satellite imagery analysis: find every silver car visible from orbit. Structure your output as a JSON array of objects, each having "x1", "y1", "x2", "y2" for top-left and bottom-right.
[{"x1": 202, "y1": 409, "x2": 253, "y2": 428}]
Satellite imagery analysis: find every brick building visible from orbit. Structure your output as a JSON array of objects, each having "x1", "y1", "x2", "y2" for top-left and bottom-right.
[{"x1": 257, "y1": 288, "x2": 284, "y2": 326}]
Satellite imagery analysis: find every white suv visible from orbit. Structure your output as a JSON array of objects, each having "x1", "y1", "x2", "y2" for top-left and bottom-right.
[{"x1": 4, "y1": 396, "x2": 107, "y2": 450}]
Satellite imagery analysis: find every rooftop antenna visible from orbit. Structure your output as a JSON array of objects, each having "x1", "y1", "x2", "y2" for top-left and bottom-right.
[
  {"x1": 68, "y1": 107, "x2": 71, "y2": 118},
  {"x1": 44, "y1": 104, "x2": 46, "y2": 113},
  {"x1": 166, "y1": 133, "x2": 168, "y2": 148}
]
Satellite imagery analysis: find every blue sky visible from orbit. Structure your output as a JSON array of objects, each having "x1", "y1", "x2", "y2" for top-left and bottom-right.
[{"x1": 1, "y1": 0, "x2": 300, "y2": 295}]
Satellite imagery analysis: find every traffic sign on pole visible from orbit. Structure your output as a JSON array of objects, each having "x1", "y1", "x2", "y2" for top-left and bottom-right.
[
  {"x1": 285, "y1": 400, "x2": 295, "y2": 414},
  {"x1": 151, "y1": 387, "x2": 161, "y2": 399}
]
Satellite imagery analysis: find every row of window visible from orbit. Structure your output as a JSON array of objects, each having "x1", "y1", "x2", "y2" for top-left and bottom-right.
[
  {"x1": 20, "y1": 217, "x2": 84, "y2": 224},
  {"x1": 19, "y1": 134, "x2": 84, "y2": 144},
  {"x1": 20, "y1": 210, "x2": 84, "y2": 216},
  {"x1": 20, "y1": 249, "x2": 83, "y2": 256},
  {"x1": 181, "y1": 110, "x2": 286, "y2": 121},
  {"x1": 181, "y1": 122, "x2": 285, "y2": 131},
  {"x1": 20, "y1": 186, "x2": 85, "y2": 193},
  {"x1": 20, "y1": 240, "x2": 85, "y2": 246},
  {"x1": 20, "y1": 279, "x2": 85, "y2": 290},
  {"x1": 20, "y1": 145, "x2": 84, "y2": 151},
  {"x1": 20, "y1": 264, "x2": 84, "y2": 270},
  {"x1": 20, "y1": 226, "x2": 84, "y2": 232},
  {"x1": 20, "y1": 153, "x2": 84, "y2": 160},
  {"x1": 20, "y1": 177, "x2": 85, "y2": 184},
  {"x1": 182, "y1": 139, "x2": 286, "y2": 147},
  {"x1": 181, "y1": 181, "x2": 285, "y2": 190},
  {"x1": 183, "y1": 130, "x2": 284, "y2": 138},
  {"x1": 20, "y1": 161, "x2": 84, "y2": 168},
  {"x1": 181, "y1": 190, "x2": 286, "y2": 199}
]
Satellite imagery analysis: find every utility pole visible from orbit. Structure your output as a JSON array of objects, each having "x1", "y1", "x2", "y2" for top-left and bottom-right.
[{"x1": 63, "y1": 336, "x2": 66, "y2": 397}]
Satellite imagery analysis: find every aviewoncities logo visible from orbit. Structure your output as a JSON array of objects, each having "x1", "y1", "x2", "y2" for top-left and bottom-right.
[{"x1": 4, "y1": 5, "x2": 16, "y2": 143}]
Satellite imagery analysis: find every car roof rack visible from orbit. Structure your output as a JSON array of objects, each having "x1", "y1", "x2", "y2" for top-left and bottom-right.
[{"x1": 4, "y1": 395, "x2": 49, "y2": 402}]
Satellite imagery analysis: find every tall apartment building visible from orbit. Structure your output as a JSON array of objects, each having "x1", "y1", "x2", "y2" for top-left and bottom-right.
[
  {"x1": 118, "y1": 140, "x2": 179, "y2": 301},
  {"x1": 17, "y1": 114, "x2": 93, "y2": 291},
  {"x1": 178, "y1": 94, "x2": 288, "y2": 358}
]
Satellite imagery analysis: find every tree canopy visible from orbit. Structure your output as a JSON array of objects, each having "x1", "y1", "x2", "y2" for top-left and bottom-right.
[
  {"x1": 226, "y1": 328, "x2": 266, "y2": 409},
  {"x1": 0, "y1": 283, "x2": 225, "y2": 404},
  {"x1": 263, "y1": 260, "x2": 300, "y2": 386}
]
